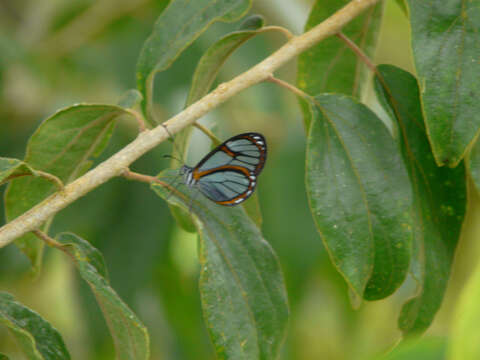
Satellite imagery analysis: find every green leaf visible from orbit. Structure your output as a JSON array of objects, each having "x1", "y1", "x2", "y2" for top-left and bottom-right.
[
  {"x1": 449, "y1": 260, "x2": 480, "y2": 360},
  {"x1": 0, "y1": 157, "x2": 35, "y2": 185},
  {"x1": 4, "y1": 104, "x2": 130, "y2": 271},
  {"x1": 152, "y1": 171, "x2": 289, "y2": 359},
  {"x1": 374, "y1": 64, "x2": 467, "y2": 335},
  {"x1": 297, "y1": 0, "x2": 384, "y2": 129},
  {"x1": 406, "y1": 0, "x2": 480, "y2": 166},
  {"x1": 117, "y1": 89, "x2": 143, "y2": 109},
  {"x1": 373, "y1": 337, "x2": 446, "y2": 360},
  {"x1": 305, "y1": 94, "x2": 413, "y2": 300},
  {"x1": 136, "y1": 0, "x2": 252, "y2": 122},
  {"x1": 0, "y1": 354, "x2": 9, "y2": 360},
  {"x1": 185, "y1": 14, "x2": 265, "y2": 107},
  {"x1": 170, "y1": 15, "x2": 269, "y2": 232},
  {"x1": 55, "y1": 233, "x2": 149, "y2": 360},
  {"x1": 0, "y1": 292, "x2": 70, "y2": 360}
]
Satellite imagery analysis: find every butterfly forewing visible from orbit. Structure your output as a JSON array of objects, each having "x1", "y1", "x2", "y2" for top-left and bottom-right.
[{"x1": 191, "y1": 133, "x2": 266, "y2": 206}]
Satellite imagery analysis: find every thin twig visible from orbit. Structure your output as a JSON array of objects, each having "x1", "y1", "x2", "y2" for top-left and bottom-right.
[
  {"x1": 0, "y1": 0, "x2": 380, "y2": 248},
  {"x1": 34, "y1": 171, "x2": 65, "y2": 191},
  {"x1": 32, "y1": 230, "x2": 63, "y2": 249},
  {"x1": 193, "y1": 123, "x2": 221, "y2": 145},
  {"x1": 266, "y1": 76, "x2": 312, "y2": 100},
  {"x1": 121, "y1": 168, "x2": 163, "y2": 185},
  {"x1": 336, "y1": 32, "x2": 378, "y2": 74},
  {"x1": 261, "y1": 25, "x2": 295, "y2": 40},
  {"x1": 126, "y1": 109, "x2": 148, "y2": 132}
]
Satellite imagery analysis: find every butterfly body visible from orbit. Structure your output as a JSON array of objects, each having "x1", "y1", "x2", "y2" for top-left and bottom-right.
[{"x1": 180, "y1": 133, "x2": 267, "y2": 206}]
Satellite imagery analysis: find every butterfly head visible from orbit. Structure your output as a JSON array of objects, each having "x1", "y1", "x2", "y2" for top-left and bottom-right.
[{"x1": 180, "y1": 165, "x2": 195, "y2": 186}]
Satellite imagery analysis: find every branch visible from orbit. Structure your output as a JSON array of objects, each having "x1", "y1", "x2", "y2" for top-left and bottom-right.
[{"x1": 0, "y1": 0, "x2": 380, "y2": 248}]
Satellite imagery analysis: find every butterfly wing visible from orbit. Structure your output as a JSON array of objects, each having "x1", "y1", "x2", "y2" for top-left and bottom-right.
[
  {"x1": 192, "y1": 133, "x2": 266, "y2": 206},
  {"x1": 196, "y1": 168, "x2": 255, "y2": 205}
]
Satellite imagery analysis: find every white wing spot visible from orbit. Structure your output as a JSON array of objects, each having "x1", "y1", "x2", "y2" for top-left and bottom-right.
[
  {"x1": 257, "y1": 141, "x2": 264, "y2": 145},
  {"x1": 234, "y1": 198, "x2": 243, "y2": 204},
  {"x1": 246, "y1": 190, "x2": 252, "y2": 196},
  {"x1": 249, "y1": 175, "x2": 256, "y2": 180}
]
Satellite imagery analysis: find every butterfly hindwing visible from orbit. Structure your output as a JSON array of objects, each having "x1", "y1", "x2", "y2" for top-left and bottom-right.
[{"x1": 191, "y1": 133, "x2": 266, "y2": 205}]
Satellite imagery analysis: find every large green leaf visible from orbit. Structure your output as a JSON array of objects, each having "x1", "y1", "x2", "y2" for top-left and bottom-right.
[
  {"x1": 306, "y1": 94, "x2": 413, "y2": 300},
  {"x1": 152, "y1": 172, "x2": 289, "y2": 359},
  {"x1": 0, "y1": 354, "x2": 9, "y2": 360},
  {"x1": 4, "y1": 104, "x2": 130, "y2": 271},
  {"x1": 0, "y1": 292, "x2": 70, "y2": 360},
  {"x1": 373, "y1": 337, "x2": 446, "y2": 360},
  {"x1": 136, "y1": 0, "x2": 251, "y2": 122},
  {"x1": 55, "y1": 233, "x2": 149, "y2": 360},
  {"x1": 170, "y1": 15, "x2": 269, "y2": 232},
  {"x1": 374, "y1": 64, "x2": 467, "y2": 335},
  {"x1": 406, "y1": 0, "x2": 480, "y2": 166},
  {"x1": 449, "y1": 258, "x2": 480, "y2": 360},
  {"x1": 297, "y1": 0, "x2": 384, "y2": 129},
  {"x1": 0, "y1": 157, "x2": 36, "y2": 185}
]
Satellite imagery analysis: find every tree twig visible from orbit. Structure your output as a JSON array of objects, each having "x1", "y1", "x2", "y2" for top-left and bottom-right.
[
  {"x1": 0, "y1": 0, "x2": 380, "y2": 248},
  {"x1": 266, "y1": 75, "x2": 312, "y2": 100},
  {"x1": 34, "y1": 171, "x2": 65, "y2": 191},
  {"x1": 336, "y1": 32, "x2": 378, "y2": 74},
  {"x1": 32, "y1": 229, "x2": 63, "y2": 249},
  {"x1": 193, "y1": 123, "x2": 221, "y2": 145}
]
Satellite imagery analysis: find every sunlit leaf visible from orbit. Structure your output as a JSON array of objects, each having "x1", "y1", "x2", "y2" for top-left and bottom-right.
[
  {"x1": 4, "y1": 104, "x2": 132, "y2": 272},
  {"x1": 305, "y1": 94, "x2": 413, "y2": 300},
  {"x1": 56, "y1": 233, "x2": 149, "y2": 360},
  {"x1": 136, "y1": 0, "x2": 252, "y2": 122},
  {"x1": 170, "y1": 15, "x2": 268, "y2": 232},
  {"x1": 406, "y1": 0, "x2": 480, "y2": 166},
  {"x1": 152, "y1": 172, "x2": 289, "y2": 359},
  {"x1": 0, "y1": 353, "x2": 9, "y2": 360},
  {"x1": 297, "y1": 0, "x2": 384, "y2": 129},
  {"x1": 373, "y1": 337, "x2": 446, "y2": 360},
  {"x1": 0, "y1": 292, "x2": 70, "y2": 360},
  {"x1": 449, "y1": 257, "x2": 480, "y2": 360},
  {"x1": 374, "y1": 64, "x2": 466, "y2": 335}
]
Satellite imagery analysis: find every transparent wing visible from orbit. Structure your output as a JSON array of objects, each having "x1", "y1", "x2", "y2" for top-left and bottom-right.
[
  {"x1": 196, "y1": 133, "x2": 267, "y2": 175},
  {"x1": 196, "y1": 169, "x2": 256, "y2": 206}
]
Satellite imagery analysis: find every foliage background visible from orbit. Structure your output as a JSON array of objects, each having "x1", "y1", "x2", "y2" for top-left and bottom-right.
[{"x1": 1, "y1": 0, "x2": 479, "y2": 359}]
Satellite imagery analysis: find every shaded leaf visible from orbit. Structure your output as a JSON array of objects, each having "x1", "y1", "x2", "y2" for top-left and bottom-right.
[
  {"x1": 0, "y1": 354, "x2": 9, "y2": 360},
  {"x1": 170, "y1": 14, "x2": 269, "y2": 232},
  {"x1": 0, "y1": 157, "x2": 35, "y2": 185},
  {"x1": 152, "y1": 171, "x2": 289, "y2": 359},
  {"x1": 305, "y1": 94, "x2": 413, "y2": 300},
  {"x1": 136, "y1": 0, "x2": 252, "y2": 122},
  {"x1": 4, "y1": 104, "x2": 130, "y2": 271},
  {"x1": 374, "y1": 64, "x2": 466, "y2": 335},
  {"x1": 0, "y1": 292, "x2": 70, "y2": 360},
  {"x1": 56, "y1": 233, "x2": 149, "y2": 360},
  {"x1": 297, "y1": 0, "x2": 384, "y2": 129},
  {"x1": 373, "y1": 337, "x2": 446, "y2": 360},
  {"x1": 406, "y1": 0, "x2": 480, "y2": 166}
]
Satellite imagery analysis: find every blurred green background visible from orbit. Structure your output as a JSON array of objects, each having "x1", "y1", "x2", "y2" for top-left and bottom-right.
[{"x1": 1, "y1": 0, "x2": 480, "y2": 359}]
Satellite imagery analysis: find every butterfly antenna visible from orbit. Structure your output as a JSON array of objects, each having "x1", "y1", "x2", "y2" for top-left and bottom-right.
[
  {"x1": 163, "y1": 154, "x2": 183, "y2": 162},
  {"x1": 161, "y1": 123, "x2": 185, "y2": 164}
]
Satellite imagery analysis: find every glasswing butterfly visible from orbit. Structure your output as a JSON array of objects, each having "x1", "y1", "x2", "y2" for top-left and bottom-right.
[{"x1": 179, "y1": 132, "x2": 267, "y2": 206}]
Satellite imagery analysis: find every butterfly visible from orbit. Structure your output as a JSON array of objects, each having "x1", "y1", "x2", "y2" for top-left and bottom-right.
[{"x1": 179, "y1": 132, "x2": 267, "y2": 206}]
